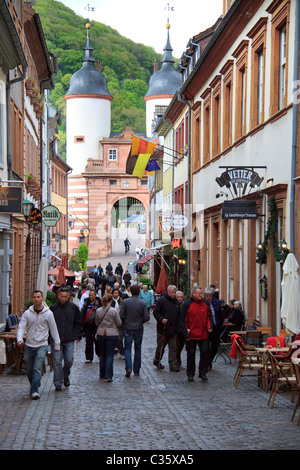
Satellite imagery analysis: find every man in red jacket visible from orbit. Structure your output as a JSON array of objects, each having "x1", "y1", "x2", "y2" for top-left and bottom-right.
[{"x1": 180, "y1": 287, "x2": 212, "y2": 382}]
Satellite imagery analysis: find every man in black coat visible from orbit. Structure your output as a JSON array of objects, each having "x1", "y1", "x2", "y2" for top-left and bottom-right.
[
  {"x1": 204, "y1": 287, "x2": 223, "y2": 369},
  {"x1": 51, "y1": 287, "x2": 83, "y2": 391},
  {"x1": 153, "y1": 285, "x2": 180, "y2": 372}
]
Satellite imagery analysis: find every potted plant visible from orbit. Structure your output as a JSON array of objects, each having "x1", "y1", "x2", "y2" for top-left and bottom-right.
[{"x1": 25, "y1": 77, "x2": 35, "y2": 95}]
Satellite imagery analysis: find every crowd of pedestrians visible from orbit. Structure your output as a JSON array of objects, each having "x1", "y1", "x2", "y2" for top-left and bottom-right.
[{"x1": 17, "y1": 260, "x2": 244, "y2": 399}]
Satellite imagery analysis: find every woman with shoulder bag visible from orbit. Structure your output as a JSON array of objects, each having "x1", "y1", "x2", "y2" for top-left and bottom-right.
[{"x1": 95, "y1": 294, "x2": 122, "y2": 382}]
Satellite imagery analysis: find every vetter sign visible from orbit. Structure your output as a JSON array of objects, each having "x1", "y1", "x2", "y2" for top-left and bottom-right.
[{"x1": 41, "y1": 205, "x2": 61, "y2": 227}]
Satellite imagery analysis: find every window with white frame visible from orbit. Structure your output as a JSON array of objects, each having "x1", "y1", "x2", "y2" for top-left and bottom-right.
[
  {"x1": 108, "y1": 149, "x2": 117, "y2": 161},
  {"x1": 0, "y1": 83, "x2": 4, "y2": 167},
  {"x1": 257, "y1": 49, "x2": 264, "y2": 124},
  {"x1": 279, "y1": 24, "x2": 286, "y2": 109}
]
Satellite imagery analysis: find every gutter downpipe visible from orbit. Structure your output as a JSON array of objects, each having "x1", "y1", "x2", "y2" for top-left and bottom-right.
[
  {"x1": 178, "y1": 92, "x2": 191, "y2": 293},
  {"x1": 290, "y1": 0, "x2": 300, "y2": 252}
]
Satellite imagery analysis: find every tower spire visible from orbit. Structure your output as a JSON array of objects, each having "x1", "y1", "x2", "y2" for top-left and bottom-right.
[
  {"x1": 83, "y1": 23, "x2": 95, "y2": 63},
  {"x1": 162, "y1": 4, "x2": 175, "y2": 63}
]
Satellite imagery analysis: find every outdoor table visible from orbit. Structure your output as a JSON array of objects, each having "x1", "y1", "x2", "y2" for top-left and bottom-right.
[
  {"x1": 214, "y1": 322, "x2": 235, "y2": 364},
  {"x1": 0, "y1": 331, "x2": 22, "y2": 373}
]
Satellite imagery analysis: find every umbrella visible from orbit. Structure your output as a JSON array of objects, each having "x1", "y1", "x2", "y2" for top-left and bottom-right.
[
  {"x1": 281, "y1": 252, "x2": 300, "y2": 336},
  {"x1": 36, "y1": 257, "x2": 48, "y2": 299},
  {"x1": 155, "y1": 261, "x2": 169, "y2": 295},
  {"x1": 48, "y1": 267, "x2": 75, "y2": 277},
  {"x1": 137, "y1": 254, "x2": 153, "y2": 267}
]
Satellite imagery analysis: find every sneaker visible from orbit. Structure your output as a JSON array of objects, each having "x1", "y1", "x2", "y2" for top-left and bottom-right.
[
  {"x1": 64, "y1": 378, "x2": 70, "y2": 387},
  {"x1": 105, "y1": 378, "x2": 113, "y2": 382},
  {"x1": 30, "y1": 392, "x2": 40, "y2": 399},
  {"x1": 188, "y1": 377, "x2": 194, "y2": 382},
  {"x1": 85, "y1": 360, "x2": 92, "y2": 363},
  {"x1": 55, "y1": 385, "x2": 62, "y2": 391},
  {"x1": 199, "y1": 373, "x2": 208, "y2": 381},
  {"x1": 170, "y1": 367, "x2": 180, "y2": 372},
  {"x1": 125, "y1": 369, "x2": 131, "y2": 377}
]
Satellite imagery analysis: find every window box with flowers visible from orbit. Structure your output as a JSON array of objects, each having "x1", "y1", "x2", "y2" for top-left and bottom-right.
[{"x1": 25, "y1": 77, "x2": 35, "y2": 96}]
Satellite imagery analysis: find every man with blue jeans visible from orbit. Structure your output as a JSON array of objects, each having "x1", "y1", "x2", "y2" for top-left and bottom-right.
[
  {"x1": 17, "y1": 291, "x2": 60, "y2": 399},
  {"x1": 51, "y1": 288, "x2": 83, "y2": 391},
  {"x1": 120, "y1": 285, "x2": 150, "y2": 377}
]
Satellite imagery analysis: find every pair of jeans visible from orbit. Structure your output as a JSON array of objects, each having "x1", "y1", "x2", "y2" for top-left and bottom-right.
[
  {"x1": 51, "y1": 341, "x2": 74, "y2": 387},
  {"x1": 97, "y1": 335, "x2": 118, "y2": 379},
  {"x1": 124, "y1": 329, "x2": 143, "y2": 374},
  {"x1": 24, "y1": 345, "x2": 48, "y2": 395},
  {"x1": 186, "y1": 338, "x2": 209, "y2": 377}
]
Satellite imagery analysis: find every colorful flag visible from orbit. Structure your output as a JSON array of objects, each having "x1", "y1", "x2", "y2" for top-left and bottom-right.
[
  {"x1": 145, "y1": 159, "x2": 160, "y2": 174},
  {"x1": 126, "y1": 136, "x2": 156, "y2": 177},
  {"x1": 132, "y1": 154, "x2": 151, "y2": 178}
]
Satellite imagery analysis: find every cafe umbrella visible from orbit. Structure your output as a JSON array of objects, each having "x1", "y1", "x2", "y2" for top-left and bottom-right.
[
  {"x1": 36, "y1": 256, "x2": 48, "y2": 299},
  {"x1": 280, "y1": 251, "x2": 300, "y2": 336}
]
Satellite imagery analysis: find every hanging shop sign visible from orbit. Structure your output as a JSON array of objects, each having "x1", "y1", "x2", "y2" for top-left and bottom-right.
[
  {"x1": 41, "y1": 205, "x2": 61, "y2": 227},
  {"x1": 28, "y1": 207, "x2": 42, "y2": 224},
  {"x1": 172, "y1": 239, "x2": 181, "y2": 249},
  {"x1": 0, "y1": 186, "x2": 22, "y2": 213},
  {"x1": 216, "y1": 167, "x2": 264, "y2": 197},
  {"x1": 222, "y1": 200, "x2": 258, "y2": 220}
]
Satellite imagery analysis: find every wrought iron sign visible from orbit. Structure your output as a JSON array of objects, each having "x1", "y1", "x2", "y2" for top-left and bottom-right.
[{"x1": 216, "y1": 166, "x2": 265, "y2": 220}]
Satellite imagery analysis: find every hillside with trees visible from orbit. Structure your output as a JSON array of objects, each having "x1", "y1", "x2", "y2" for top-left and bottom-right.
[{"x1": 33, "y1": 0, "x2": 165, "y2": 158}]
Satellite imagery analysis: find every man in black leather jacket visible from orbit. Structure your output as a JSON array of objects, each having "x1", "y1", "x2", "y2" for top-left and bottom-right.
[
  {"x1": 153, "y1": 285, "x2": 180, "y2": 372},
  {"x1": 51, "y1": 287, "x2": 83, "y2": 390}
]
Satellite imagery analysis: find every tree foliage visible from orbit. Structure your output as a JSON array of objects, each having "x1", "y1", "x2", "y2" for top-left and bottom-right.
[{"x1": 33, "y1": 0, "x2": 164, "y2": 153}]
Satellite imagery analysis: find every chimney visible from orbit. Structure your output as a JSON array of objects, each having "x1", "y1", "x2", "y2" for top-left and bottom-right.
[
  {"x1": 97, "y1": 60, "x2": 101, "y2": 72},
  {"x1": 154, "y1": 59, "x2": 158, "y2": 73}
]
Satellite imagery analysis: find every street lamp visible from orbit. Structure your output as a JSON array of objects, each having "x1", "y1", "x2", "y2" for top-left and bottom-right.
[
  {"x1": 22, "y1": 199, "x2": 34, "y2": 219},
  {"x1": 281, "y1": 239, "x2": 288, "y2": 251},
  {"x1": 257, "y1": 240, "x2": 263, "y2": 251}
]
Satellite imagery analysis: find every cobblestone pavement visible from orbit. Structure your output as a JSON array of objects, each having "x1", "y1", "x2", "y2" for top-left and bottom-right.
[{"x1": 0, "y1": 312, "x2": 299, "y2": 452}]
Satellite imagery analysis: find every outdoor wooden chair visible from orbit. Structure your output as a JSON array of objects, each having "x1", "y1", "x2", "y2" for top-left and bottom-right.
[
  {"x1": 291, "y1": 357, "x2": 300, "y2": 425},
  {"x1": 245, "y1": 330, "x2": 263, "y2": 347},
  {"x1": 234, "y1": 338, "x2": 264, "y2": 390},
  {"x1": 267, "y1": 350, "x2": 297, "y2": 409}
]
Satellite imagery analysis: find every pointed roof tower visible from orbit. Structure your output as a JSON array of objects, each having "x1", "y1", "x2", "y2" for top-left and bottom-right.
[
  {"x1": 144, "y1": 23, "x2": 181, "y2": 98},
  {"x1": 65, "y1": 24, "x2": 112, "y2": 98}
]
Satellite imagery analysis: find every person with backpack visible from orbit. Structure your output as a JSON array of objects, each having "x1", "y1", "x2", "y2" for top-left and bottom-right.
[{"x1": 81, "y1": 289, "x2": 101, "y2": 363}]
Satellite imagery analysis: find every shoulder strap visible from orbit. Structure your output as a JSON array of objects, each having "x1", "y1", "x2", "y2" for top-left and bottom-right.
[{"x1": 98, "y1": 306, "x2": 111, "y2": 325}]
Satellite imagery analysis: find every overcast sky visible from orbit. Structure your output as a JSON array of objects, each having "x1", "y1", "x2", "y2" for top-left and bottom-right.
[{"x1": 58, "y1": 0, "x2": 223, "y2": 58}]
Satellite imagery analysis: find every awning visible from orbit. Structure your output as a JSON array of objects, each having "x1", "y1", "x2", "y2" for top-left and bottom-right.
[
  {"x1": 137, "y1": 254, "x2": 154, "y2": 266},
  {"x1": 149, "y1": 243, "x2": 171, "y2": 251}
]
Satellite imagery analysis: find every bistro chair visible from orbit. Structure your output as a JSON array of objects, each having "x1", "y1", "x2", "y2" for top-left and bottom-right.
[
  {"x1": 267, "y1": 350, "x2": 297, "y2": 409},
  {"x1": 291, "y1": 357, "x2": 300, "y2": 425},
  {"x1": 234, "y1": 338, "x2": 264, "y2": 390}
]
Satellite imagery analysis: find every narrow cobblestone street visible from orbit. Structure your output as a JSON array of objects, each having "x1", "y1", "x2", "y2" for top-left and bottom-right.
[{"x1": 0, "y1": 311, "x2": 299, "y2": 452}]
